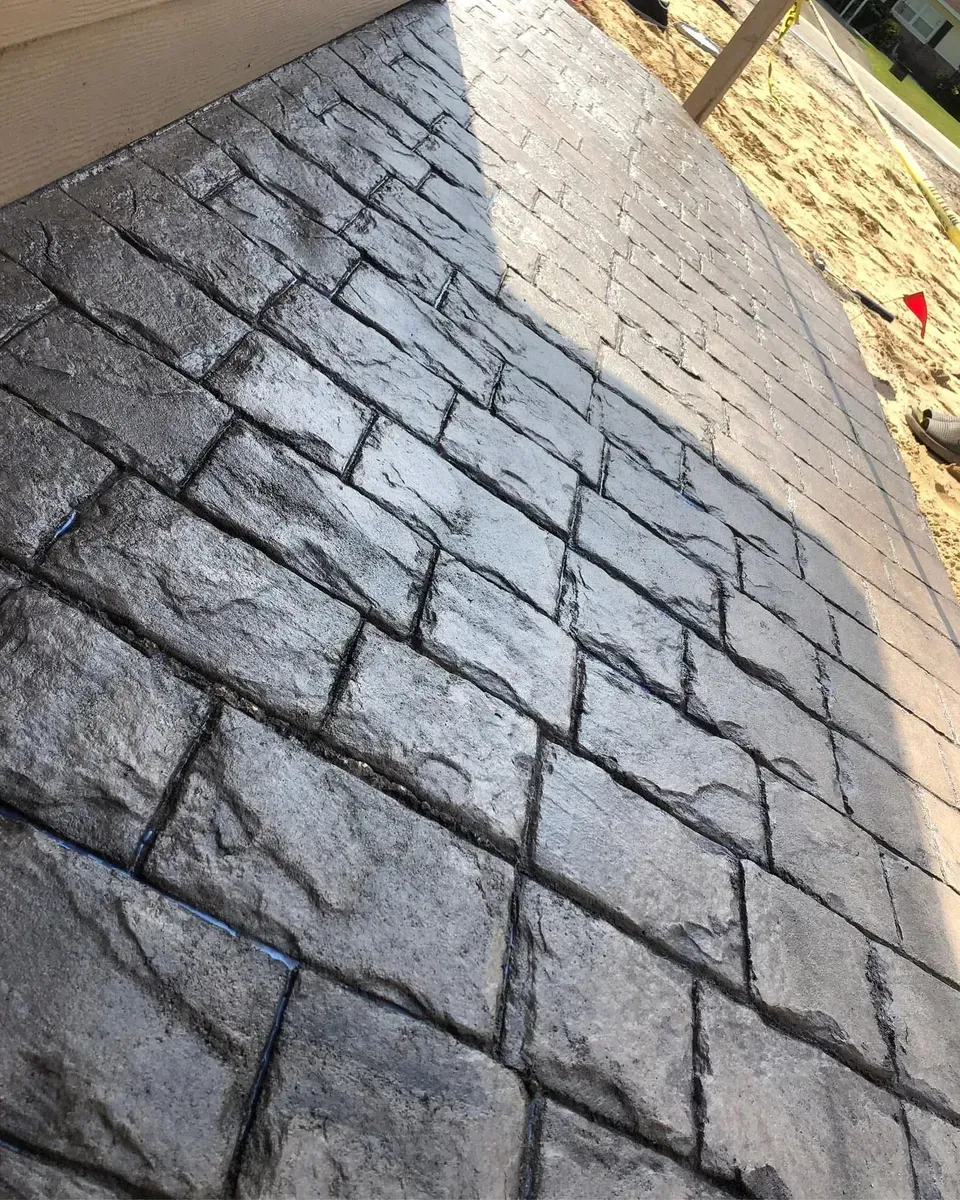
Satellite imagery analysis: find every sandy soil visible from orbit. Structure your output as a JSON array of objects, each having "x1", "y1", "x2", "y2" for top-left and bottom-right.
[{"x1": 570, "y1": 0, "x2": 960, "y2": 591}]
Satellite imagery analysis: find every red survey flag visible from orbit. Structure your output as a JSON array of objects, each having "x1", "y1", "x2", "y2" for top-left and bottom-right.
[{"x1": 904, "y1": 292, "x2": 928, "y2": 338}]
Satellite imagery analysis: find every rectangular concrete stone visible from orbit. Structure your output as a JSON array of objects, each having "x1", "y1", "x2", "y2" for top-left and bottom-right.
[
  {"x1": 440, "y1": 398, "x2": 578, "y2": 532},
  {"x1": 206, "y1": 332, "x2": 371, "y2": 472},
  {"x1": 688, "y1": 636, "x2": 842, "y2": 807},
  {"x1": 342, "y1": 203, "x2": 453, "y2": 304},
  {"x1": 884, "y1": 853, "x2": 960, "y2": 987},
  {"x1": 878, "y1": 945, "x2": 960, "y2": 1116},
  {"x1": 723, "y1": 587, "x2": 825, "y2": 715},
  {"x1": 576, "y1": 490, "x2": 719, "y2": 635},
  {"x1": 537, "y1": 744, "x2": 746, "y2": 978},
  {"x1": 208, "y1": 176, "x2": 359, "y2": 294},
  {"x1": 579, "y1": 657, "x2": 762, "y2": 853},
  {"x1": 560, "y1": 552, "x2": 685, "y2": 704},
  {"x1": 0, "y1": 819, "x2": 287, "y2": 1196},
  {"x1": 237, "y1": 969, "x2": 525, "y2": 1199},
  {"x1": 834, "y1": 732, "x2": 942, "y2": 875},
  {"x1": 355, "y1": 421, "x2": 564, "y2": 613},
  {"x1": 134, "y1": 119, "x2": 238, "y2": 198},
  {"x1": 45, "y1": 477, "x2": 360, "y2": 730},
  {"x1": 0, "y1": 257, "x2": 55, "y2": 342},
  {"x1": 799, "y1": 532, "x2": 876, "y2": 629},
  {"x1": 538, "y1": 1104, "x2": 727, "y2": 1200},
  {"x1": 0, "y1": 389, "x2": 113, "y2": 562},
  {"x1": 188, "y1": 424, "x2": 430, "y2": 634},
  {"x1": 421, "y1": 554, "x2": 577, "y2": 731},
  {"x1": 339, "y1": 264, "x2": 501, "y2": 402},
  {"x1": 605, "y1": 448, "x2": 736, "y2": 577},
  {"x1": 766, "y1": 771, "x2": 899, "y2": 942},
  {"x1": 493, "y1": 366, "x2": 604, "y2": 482},
  {"x1": 700, "y1": 988, "x2": 914, "y2": 1199},
  {"x1": 504, "y1": 882, "x2": 694, "y2": 1153},
  {"x1": 0, "y1": 189, "x2": 246, "y2": 377},
  {"x1": 739, "y1": 539, "x2": 836, "y2": 651},
  {"x1": 0, "y1": 309, "x2": 230, "y2": 485},
  {"x1": 685, "y1": 451, "x2": 797, "y2": 570},
  {"x1": 64, "y1": 156, "x2": 292, "y2": 319},
  {"x1": 326, "y1": 628, "x2": 535, "y2": 848},
  {"x1": 0, "y1": 587, "x2": 207, "y2": 864},
  {"x1": 744, "y1": 861, "x2": 887, "y2": 1073},
  {"x1": 264, "y1": 283, "x2": 454, "y2": 439},
  {"x1": 149, "y1": 707, "x2": 512, "y2": 1039}
]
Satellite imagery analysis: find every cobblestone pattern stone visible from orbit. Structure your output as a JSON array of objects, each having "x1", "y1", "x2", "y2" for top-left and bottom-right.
[{"x1": 1, "y1": 0, "x2": 959, "y2": 1193}]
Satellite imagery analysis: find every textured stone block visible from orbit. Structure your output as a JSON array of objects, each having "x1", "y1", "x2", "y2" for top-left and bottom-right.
[
  {"x1": 0, "y1": 188, "x2": 245, "y2": 377},
  {"x1": 207, "y1": 332, "x2": 370, "y2": 471},
  {"x1": 0, "y1": 389, "x2": 113, "y2": 561},
  {"x1": 579, "y1": 657, "x2": 762, "y2": 852},
  {"x1": 0, "y1": 257, "x2": 55, "y2": 342},
  {"x1": 605, "y1": 448, "x2": 736, "y2": 576},
  {"x1": 739, "y1": 540, "x2": 835, "y2": 650},
  {"x1": 209, "y1": 176, "x2": 359, "y2": 293},
  {"x1": 537, "y1": 745, "x2": 745, "y2": 977},
  {"x1": 907, "y1": 1105, "x2": 960, "y2": 1200},
  {"x1": 65, "y1": 156, "x2": 292, "y2": 318},
  {"x1": 744, "y1": 862, "x2": 886, "y2": 1071},
  {"x1": 834, "y1": 732, "x2": 941, "y2": 875},
  {"x1": 0, "y1": 309, "x2": 229, "y2": 485},
  {"x1": 561, "y1": 552, "x2": 685, "y2": 703},
  {"x1": 134, "y1": 119, "x2": 238, "y2": 198},
  {"x1": 189, "y1": 425, "x2": 430, "y2": 634},
  {"x1": 46, "y1": 477, "x2": 359, "y2": 729},
  {"x1": 149, "y1": 707, "x2": 511, "y2": 1038},
  {"x1": 884, "y1": 854, "x2": 960, "y2": 987},
  {"x1": 342, "y1": 203, "x2": 453, "y2": 303},
  {"x1": 538, "y1": 1104, "x2": 727, "y2": 1199},
  {"x1": 685, "y1": 452, "x2": 797, "y2": 570},
  {"x1": 326, "y1": 629, "x2": 535, "y2": 847},
  {"x1": 878, "y1": 945, "x2": 960, "y2": 1115},
  {"x1": 688, "y1": 637, "x2": 841, "y2": 806},
  {"x1": 0, "y1": 820, "x2": 287, "y2": 1196},
  {"x1": 0, "y1": 1146, "x2": 134, "y2": 1198},
  {"x1": 339, "y1": 264, "x2": 500, "y2": 402},
  {"x1": 264, "y1": 282, "x2": 454, "y2": 439},
  {"x1": 723, "y1": 587, "x2": 825, "y2": 714},
  {"x1": 505, "y1": 883, "x2": 693, "y2": 1151},
  {"x1": 700, "y1": 989, "x2": 914, "y2": 1199},
  {"x1": 494, "y1": 366, "x2": 603, "y2": 481},
  {"x1": 576, "y1": 490, "x2": 719, "y2": 634},
  {"x1": 440, "y1": 398, "x2": 578, "y2": 531},
  {"x1": 421, "y1": 554, "x2": 577, "y2": 730},
  {"x1": 355, "y1": 421, "x2": 564, "y2": 613},
  {"x1": 766, "y1": 772, "x2": 898, "y2": 942},
  {"x1": 237, "y1": 970, "x2": 525, "y2": 1199}
]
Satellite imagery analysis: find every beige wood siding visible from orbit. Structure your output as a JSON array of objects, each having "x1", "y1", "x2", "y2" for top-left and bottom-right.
[{"x1": 0, "y1": 0, "x2": 403, "y2": 207}]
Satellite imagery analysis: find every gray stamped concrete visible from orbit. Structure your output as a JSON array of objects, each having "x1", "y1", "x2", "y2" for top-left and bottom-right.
[{"x1": 2, "y1": 0, "x2": 960, "y2": 1194}]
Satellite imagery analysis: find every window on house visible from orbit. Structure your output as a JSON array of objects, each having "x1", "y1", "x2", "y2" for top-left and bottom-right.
[{"x1": 893, "y1": 0, "x2": 945, "y2": 41}]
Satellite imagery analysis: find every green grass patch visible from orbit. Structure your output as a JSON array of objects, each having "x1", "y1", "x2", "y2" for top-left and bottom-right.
[{"x1": 857, "y1": 36, "x2": 960, "y2": 148}]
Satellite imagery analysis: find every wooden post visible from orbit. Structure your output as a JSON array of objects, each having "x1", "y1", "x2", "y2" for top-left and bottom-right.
[{"x1": 682, "y1": 0, "x2": 794, "y2": 125}]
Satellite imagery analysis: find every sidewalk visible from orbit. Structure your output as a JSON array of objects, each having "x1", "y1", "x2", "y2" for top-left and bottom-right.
[
  {"x1": 2, "y1": 0, "x2": 960, "y2": 1194},
  {"x1": 794, "y1": 8, "x2": 960, "y2": 174}
]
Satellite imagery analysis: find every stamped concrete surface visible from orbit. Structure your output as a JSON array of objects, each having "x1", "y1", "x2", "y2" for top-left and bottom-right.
[{"x1": 2, "y1": 0, "x2": 960, "y2": 1195}]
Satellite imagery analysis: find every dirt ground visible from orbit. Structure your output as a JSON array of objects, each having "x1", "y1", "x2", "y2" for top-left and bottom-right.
[{"x1": 570, "y1": 0, "x2": 960, "y2": 592}]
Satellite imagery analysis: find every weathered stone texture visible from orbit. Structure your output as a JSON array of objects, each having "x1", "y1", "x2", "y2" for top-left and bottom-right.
[
  {"x1": 0, "y1": 819, "x2": 287, "y2": 1196},
  {"x1": 326, "y1": 628, "x2": 536, "y2": 847},
  {"x1": 238, "y1": 970, "x2": 525, "y2": 1199},
  {"x1": 149, "y1": 707, "x2": 512, "y2": 1038},
  {"x1": 0, "y1": 587, "x2": 207, "y2": 863},
  {"x1": 505, "y1": 883, "x2": 694, "y2": 1152},
  {"x1": 46, "y1": 477, "x2": 360, "y2": 728}
]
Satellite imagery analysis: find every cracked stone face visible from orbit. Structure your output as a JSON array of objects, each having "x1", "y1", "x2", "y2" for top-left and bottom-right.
[
  {"x1": 0, "y1": 819, "x2": 288, "y2": 1196},
  {"x1": 237, "y1": 970, "x2": 526, "y2": 1199}
]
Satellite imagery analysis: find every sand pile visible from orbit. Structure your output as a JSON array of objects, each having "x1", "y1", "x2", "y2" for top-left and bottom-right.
[{"x1": 571, "y1": 0, "x2": 960, "y2": 592}]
